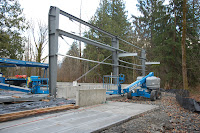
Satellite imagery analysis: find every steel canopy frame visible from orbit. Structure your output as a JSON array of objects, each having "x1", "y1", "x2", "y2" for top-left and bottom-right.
[
  {"x1": 48, "y1": 6, "x2": 146, "y2": 97},
  {"x1": 59, "y1": 9, "x2": 143, "y2": 51},
  {"x1": 59, "y1": 10, "x2": 116, "y2": 38},
  {"x1": 58, "y1": 29, "x2": 126, "y2": 53}
]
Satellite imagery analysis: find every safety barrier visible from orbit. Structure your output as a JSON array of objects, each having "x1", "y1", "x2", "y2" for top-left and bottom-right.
[{"x1": 166, "y1": 89, "x2": 200, "y2": 112}]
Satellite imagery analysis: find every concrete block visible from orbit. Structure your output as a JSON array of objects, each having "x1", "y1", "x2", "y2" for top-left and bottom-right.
[
  {"x1": 57, "y1": 82, "x2": 104, "y2": 99},
  {"x1": 56, "y1": 82, "x2": 130, "y2": 99},
  {"x1": 76, "y1": 88, "x2": 106, "y2": 107},
  {"x1": 57, "y1": 86, "x2": 79, "y2": 99}
]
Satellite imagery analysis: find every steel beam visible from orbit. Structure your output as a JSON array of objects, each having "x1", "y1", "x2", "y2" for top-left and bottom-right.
[
  {"x1": 57, "y1": 53, "x2": 141, "y2": 70},
  {"x1": 118, "y1": 59, "x2": 142, "y2": 67},
  {"x1": 59, "y1": 9, "x2": 116, "y2": 38},
  {"x1": 145, "y1": 62, "x2": 160, "y2": 65},
  {"x1": 112, "y1": 37, "x2": 119, "y2": 84},
  {"x1": 118, "y1": 53, "x2": 138, "y2": 58},
  {"x1": 58, "y1": 29, "x2": 126, "y2": 53},
  {"x1": 48, "y1": 6, "x2": 60, "y2": 97},
  {"x1": 60, "y1": 7, "x2": 144, "y2": 51}
]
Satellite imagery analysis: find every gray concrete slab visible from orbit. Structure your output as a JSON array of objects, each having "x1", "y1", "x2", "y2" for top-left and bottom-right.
[{"x1": 0, "y1": 101, "x2": 158, "y2": 133}]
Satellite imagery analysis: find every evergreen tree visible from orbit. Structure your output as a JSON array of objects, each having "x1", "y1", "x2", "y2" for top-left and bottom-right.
[
  {"x1": 0, "y1": 0, "x2": 27, "y2": 59},
  {"x1": 133, "y1": 0, "x2": 180, "y2": 88},
  {"x1": 83, "y1": 0, "x2": 132, "y2": 83},
  {"x1": 185, "y1": 0, "x2": 200, "y2": 87},
  {"x1": 134, "y1": 0, "x2": 200, "y2": 89}
]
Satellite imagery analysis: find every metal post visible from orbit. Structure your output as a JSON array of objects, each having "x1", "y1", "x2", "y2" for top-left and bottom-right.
[
  {"x1": 112, "y1": 37, "x2": 119, "y2": 84},
  {"x1": 141, "y1": 49, "x2": 146, "y2": 76},
  {"x1": 48, "y1": 6, "x2": 60, "y2": 97}
]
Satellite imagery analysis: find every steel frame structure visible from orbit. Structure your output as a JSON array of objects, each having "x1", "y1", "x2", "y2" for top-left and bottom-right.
[{"x1": 48, "y1": 6, "x2": 147, "y2": 97}]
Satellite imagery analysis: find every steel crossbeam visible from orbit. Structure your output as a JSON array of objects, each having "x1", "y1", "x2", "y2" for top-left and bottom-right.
[{"x1": 58, "y1": 29, "x2": 127, "y2": 53}]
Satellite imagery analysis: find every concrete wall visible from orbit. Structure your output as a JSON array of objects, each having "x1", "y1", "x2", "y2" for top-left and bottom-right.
[
  {"x1": 57, "y1": 82, "x2": 104, "y2": 99},
  {"x1": 76, "y1": 88, "x2": 106, "y2": 107},
  {"x1": 56, "y1": 82, "x2": 130, "y2": 99},
  {"x1": 56, "y1": 86, "x2": 78, "y2": 99}
]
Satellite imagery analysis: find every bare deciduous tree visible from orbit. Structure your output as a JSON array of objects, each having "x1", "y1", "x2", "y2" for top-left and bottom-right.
[{"x1": 31, "y1": 21, "x2": 48, "y2": 76}]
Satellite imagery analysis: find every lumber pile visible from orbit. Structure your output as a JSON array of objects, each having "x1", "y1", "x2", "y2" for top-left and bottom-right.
[{"x1": 0, "y1": 104, "x2": 79, "y2": 122}]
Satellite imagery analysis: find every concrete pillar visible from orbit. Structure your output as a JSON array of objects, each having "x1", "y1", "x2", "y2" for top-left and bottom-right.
[
  {"x1": 112, "y1": 37, "x2": 119, "y2": 84},
  {"x1": 48, "y1": 6, "x2": 60, "y2": 97}
]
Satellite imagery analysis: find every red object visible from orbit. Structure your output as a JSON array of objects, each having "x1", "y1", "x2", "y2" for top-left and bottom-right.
[{"x1": 15, "y1": 75, "x2": 27, "y2": 78}]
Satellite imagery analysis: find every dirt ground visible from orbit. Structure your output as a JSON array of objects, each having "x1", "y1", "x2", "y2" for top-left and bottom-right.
[
  {"x1": 0, "y1": 90, "x2": 199, "y2": 132},
  {"x1": 189, "y1": 86, "x2": 200, "y2": 102},
  {"x1": 101, "y1": 92, "x2": 200, "y2": 133}
]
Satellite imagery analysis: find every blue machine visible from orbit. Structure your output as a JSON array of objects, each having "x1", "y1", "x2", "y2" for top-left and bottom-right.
[
  {"x1": 0, "y1": 58, "x2": 49, "y2": 94},
  {"x1": 103, "y1": 72, "x2": 161, "y2": 101},
  {"x1": 123, "y1": 72, "x2": 161, "y2": 101},
  {"x1": 0, "y1": 76, "x2": 49, "y2": 94},
  {"x1": 0, "y1": 72, "x2": 5, "y2": 83},
  {"x1": 28, "y1": 76, "x2": 49, "y2": 94},
  {"x1": 103, "y1": 74, "x2": 125, "y2": 95}
]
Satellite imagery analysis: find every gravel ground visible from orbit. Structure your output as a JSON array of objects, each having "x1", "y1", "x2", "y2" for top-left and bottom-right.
[{"x1": 101, "y1": 92, "x2": 200, "y2": 133}]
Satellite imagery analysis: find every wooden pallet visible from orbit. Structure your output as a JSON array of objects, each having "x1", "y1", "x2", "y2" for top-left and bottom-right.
[{"x1": 0, "y1": 104, "x2": 79, "y2": 122}]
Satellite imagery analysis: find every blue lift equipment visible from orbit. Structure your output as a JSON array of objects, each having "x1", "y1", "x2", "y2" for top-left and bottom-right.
[
  {"x1": 104, "y1": 72, "x2": 161, "y2": 101},
  {"x1": 103, "y1": 74, "x2": 125, "y2": 95},
  {"x1": 0, "y1": 58, "x2": 49, "y2": 94},
  {"x1": 123, "y1": 72, "x2": 161, "y2": 101}
]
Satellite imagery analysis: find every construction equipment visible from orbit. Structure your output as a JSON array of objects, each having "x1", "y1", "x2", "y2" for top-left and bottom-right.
[
  {"x1": 103, "y1": 73, "x2": 125, "y2": 95},
  {"x1": 0, "y1": 58, "x2": 49, "y2": 94},
  {"x1": 28, "y1": 76, "x2": 49, "y2": 94},
  {"x1": 123, "y1": 72, "x2": 161, "y2": 101}
]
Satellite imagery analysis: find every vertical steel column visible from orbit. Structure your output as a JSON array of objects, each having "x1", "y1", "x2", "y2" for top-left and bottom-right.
[
  {"x1": 141, "y1": 49, "x2": 146, "y2": 76},
  {"x1": 48, "y1": 6, "x2": 60, "y2": 97},
  {"x1": 112, "y1": 37, "x2": 119, "y2": 84}
]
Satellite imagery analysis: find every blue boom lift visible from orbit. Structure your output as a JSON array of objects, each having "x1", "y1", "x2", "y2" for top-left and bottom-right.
[
  {"x1": 123, "y1": 72, "x2": 161, "y2": 101},
  {"x1": 0, "y1": 58, "x2": 49, "y2": 94},
  {"x1": 104, "y1": 72, "x2": 161, "y2": 101}
]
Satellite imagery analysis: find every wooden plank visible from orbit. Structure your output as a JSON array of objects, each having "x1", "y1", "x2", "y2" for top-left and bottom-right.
[
  {"x1": 12, "y1": 96, "x2": 21, "y2": 98},
  {"x1": 41, "y1": 99, "x2": 50, "y2": 102},
  {"x1": 0, "y1": 104, "x2": 79, "y2": 122}
]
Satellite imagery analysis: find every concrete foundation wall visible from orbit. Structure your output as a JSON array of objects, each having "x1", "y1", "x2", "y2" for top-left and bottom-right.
[
  {"x1": 57, "y1": 82, "x2": 103, "y2": 99},
  {"x1": 76, "y1": 89, "x2": 106, "y2": 107},
  {"x1": 57, "y1": 82, "x2": 130, "y2": 99}
]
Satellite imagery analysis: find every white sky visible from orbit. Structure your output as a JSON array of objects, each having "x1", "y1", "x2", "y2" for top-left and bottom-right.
[{"x1": 19, "y1": 0, "x2": 140, "y2": 63}]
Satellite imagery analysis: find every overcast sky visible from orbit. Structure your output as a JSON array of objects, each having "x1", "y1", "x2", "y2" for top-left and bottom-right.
[{"x1": 19, "y1": 0, "x2": 140, "y2": 63}]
